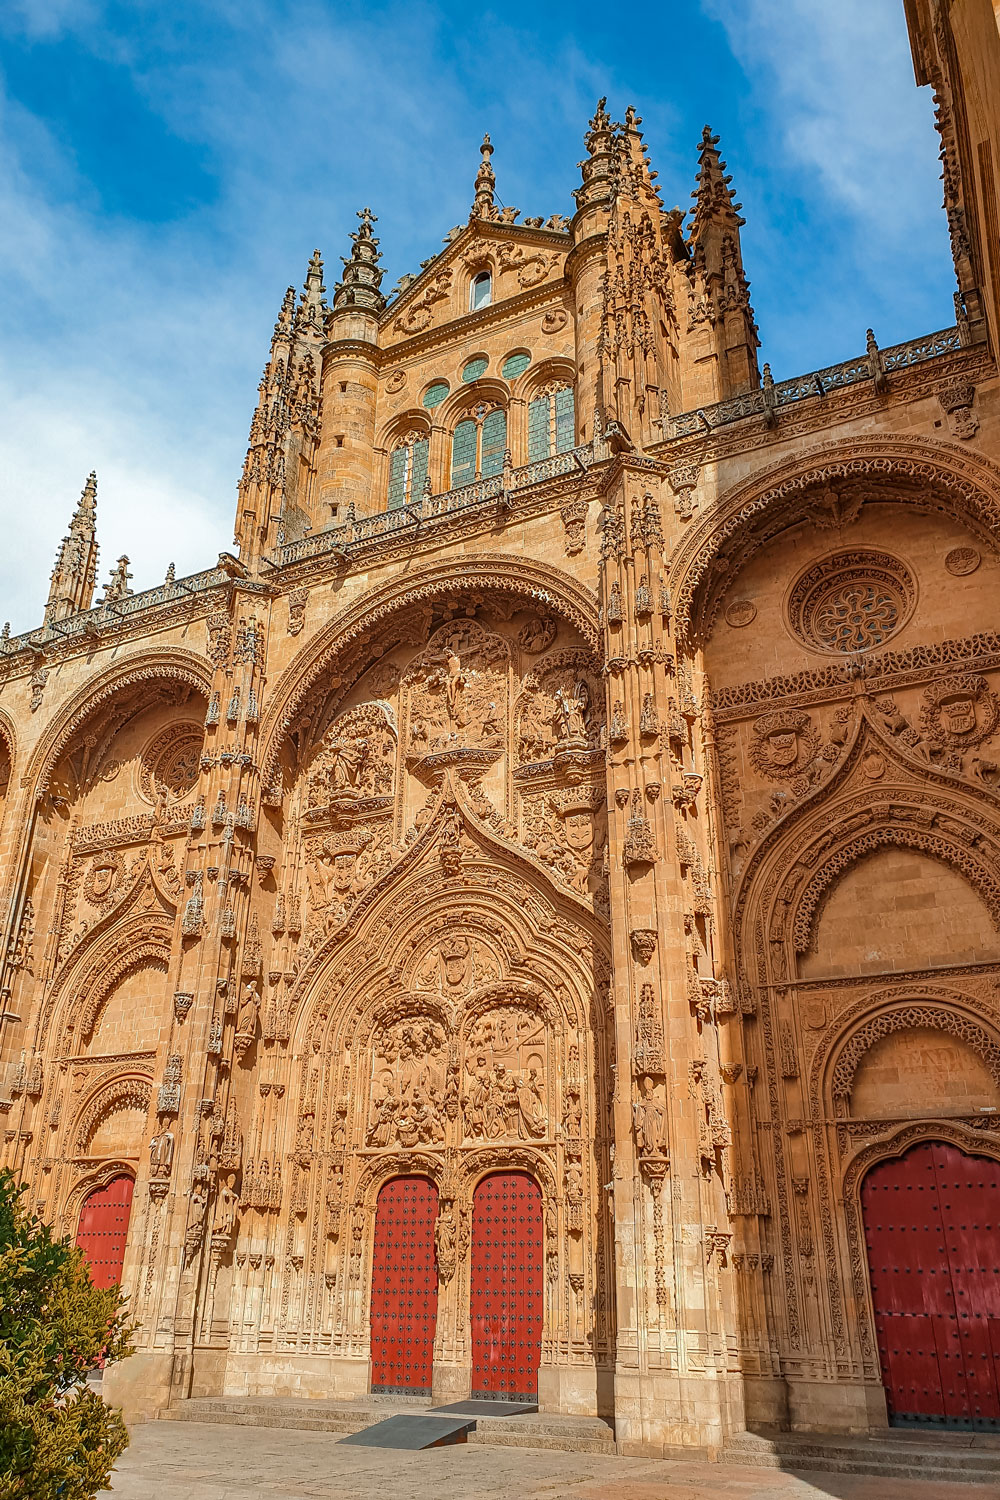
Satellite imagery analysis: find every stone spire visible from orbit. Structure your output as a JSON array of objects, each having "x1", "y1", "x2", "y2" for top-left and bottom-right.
[
  {"x1": 617, "y1": 106, "x2": 663, "y2": 212},
  {"x1": 471, "y1": 134, "x2": 499, "y2": 221},
  {"x1": 44, "y1": 471, "x2": 99, "y2": 624},
  {"x1": 295, "y1": 249, "x2": 328, "y2": 336},
  {"x1": 573, "y1": 98, "x2": 615, "y2": 211},
  {"x1": 332, "y1": 208, "x2": 386, "y2": 313},
  {"x1": 686, "y1": 125, "x2": 760, "y2": 397}
]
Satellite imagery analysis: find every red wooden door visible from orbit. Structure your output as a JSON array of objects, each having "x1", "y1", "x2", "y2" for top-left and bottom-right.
[
  {"x1": 863, "y1": 1141, "x2": 1000, "y2": 1429},
  {"x1": 369, "y1": 1176, "x2": 439, "y2": 1395},
  {"x1": 470, "y1": 1171, "x2": 543, "y2": 1401},
  {"x1": 75, "y1": 1176, "x2": 134, "y2": 1290}
]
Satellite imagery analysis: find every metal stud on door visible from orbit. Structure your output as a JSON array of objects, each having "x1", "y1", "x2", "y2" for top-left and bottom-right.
[
  {"x1": 470, "y1": 1171, "x2": 543, "y2": 1401},
  {"x1": 369, "y1": 1176, "x2": 439, "y2": 1395},
  {"x1": 862, "y1": 1140, "x2": 1000, "y2": 1428},
  {"x1": 75, "y1": 1176, "x2": 134, "y2": 1290}
]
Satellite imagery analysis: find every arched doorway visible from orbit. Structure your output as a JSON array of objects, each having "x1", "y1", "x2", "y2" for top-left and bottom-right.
[
  {"x1": 75, "y1": 1176, "x2": 134, "y2": 1289},
  {"x1": 862, "y1": 1141, "x2": 1000, "y2": 1428},
  {"x1": 470, "y1": 1171, "x2": 543, "y2": 1401},
  {"x1": 369, "y1": 1176, "x2": 439, "y2": 1395}
]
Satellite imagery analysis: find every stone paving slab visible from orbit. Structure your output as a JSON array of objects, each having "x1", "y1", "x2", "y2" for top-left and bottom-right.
[{"x1": 107, "y1": 1420, "x2": 1000, "y2": 1500}]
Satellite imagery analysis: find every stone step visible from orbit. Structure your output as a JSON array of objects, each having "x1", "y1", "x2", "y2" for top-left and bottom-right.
[
  {"x1": 722, "y1": 1430, "x2": 1000, "y2": 1484},
  {"x1": 468, "y1": 1413, "x2": 616, "y2": 1455}
]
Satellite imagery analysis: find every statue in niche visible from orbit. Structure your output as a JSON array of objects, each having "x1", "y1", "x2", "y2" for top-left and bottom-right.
[
  {"x1": 404, "y1": 620, "x2": 509, "y2": 756},
  {"x1": 149, "y1": 1128, "x2": 175, "y2": 1180},
  {"x1": 517, "y1": 650, "x2": 604, "y2": 764},
  {"x1": 633, "y1": 1076, "x2": 666, "y2": 1157},
  {"x1": 366, "y1": 1017, "x2": 448, "y2": 1148},
  {"x1": 462, "y1": 1006, "x2": 548, "y2": 1141}
]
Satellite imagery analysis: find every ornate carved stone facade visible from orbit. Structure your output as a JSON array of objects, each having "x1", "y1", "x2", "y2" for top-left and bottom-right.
[{"x1": 3, "y1": 13, "x2": 1000, "y2": 1451}]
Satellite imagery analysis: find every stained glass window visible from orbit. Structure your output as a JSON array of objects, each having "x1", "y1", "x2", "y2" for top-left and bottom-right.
[
  {"x1": 480, "y1": 409, "x2": 507, "y2": 478},
  {"x1": 451, "y1": 419, "x2": 477, "y2": 488},
  {"x1": 501, "y1": 352, "x2": 531, "y2": 380},
  {"x1": 422, "y1": 382, "x2": 449, "y2": 409},
  {"x1": 526, "y1": 386, "x2": 575, "y2": 460},
  {"x1": 387, "y1": 437, "x2": 429, "y2": 508},
  {"x1": 462, "y1": 356, "x2": 488, "y2": 383}
]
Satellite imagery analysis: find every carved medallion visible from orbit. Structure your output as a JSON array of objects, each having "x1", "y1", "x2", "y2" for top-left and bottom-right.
[
  {"x1": 725, "y1": 599, "x2": 757, "y2": 629},
  {"x1": 786, "y1": 550, "x2": 914, "y2": 654},
  {"x1": 945, "y1": 546, "x2": 981, "y2": 576},
  {"x1": 919, "y1": 673, "x2": 1000, "y2": 749},
  {"x1": 138, "y1": 723, "x2": 204, "y2": 805},
  {"x1": 747, "y1": 709, "x2": 820, "y2": 780},
  {"x1": 82, "y1": 848, "x2": 125, "y2": 907}
]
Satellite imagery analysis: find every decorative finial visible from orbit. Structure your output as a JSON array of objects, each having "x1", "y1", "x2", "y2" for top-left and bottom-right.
[
  {"x1": 332, "y1": 209, "x2": 386, "y2": 313},
  {"x1": 102, "y1": 555, "x2": 133, "y2": 603},
  {"x1": 472, "y1": 133, "x2": 498, "y2": 221},
  {"x1": 165, "y1": 562, "x2": 176, "y2": 583}
]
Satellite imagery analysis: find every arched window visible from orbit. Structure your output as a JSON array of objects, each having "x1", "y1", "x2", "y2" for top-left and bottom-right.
[
  {"x1": 450, "y1": 405, "x2": 507, "y2": 488},
  {"x1": 470, "y1": 271, "x2": 492, "y2": 312},
  {"x1": 527, "y1": 384, "x2": 575, "y2": 461},
  {"x1": 387, "y1": 433, "x2": 429, "y2": 508}
]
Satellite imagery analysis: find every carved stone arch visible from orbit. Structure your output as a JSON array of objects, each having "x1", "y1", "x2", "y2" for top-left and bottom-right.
[
  {"x1": 460, "y1": 979, "x2": 556, "y2": 1029},
  {"x1": 352, "y1": 992, "x2": 454, "y2": 1053},
  {"x1": 460, "y1": 1145, "x2": 557, "y2": 1202},
  {"x1": 437, "y1": 377, "x2": 510, "y2": 430},
  {"x1": 806, "y1": 983, "x2": 1000, "y2": 1114},
  {"x1": 73, "y1": 1074, "x2": 152, "y2": 1155},
  {"x1": 22, "y1": 648, "x2": 212, "y2": 798},
  {"x1": 827, "y1": 1000, "x2": 1000, "y2": 1110},
  {"x1": 376, "y1": 408, "x2": 432, "y2": 452},
  {"x1": 840, "y1": 1120, "x2": 1000, "y2": 1373},
  {"x1": 61, "y1": 1159, "x2": 137, "y2": 1236},
  {"x1": 793, "y1": 824, "x2": 1000, "y2": 955},
  {"x1": 0, "y1": 707, "x2": 16, "y2": 776},
  {"x1": 43, "y1": 913, "x2": 173, "y2": 1053},
  {"x1": 350, "y1": 1152, "x2": 445, "y2": 1213},
  {"x1": 671, "y1": 434, "x2": 1000, "y2": 645},
  {"x1": 521, "y1": 356, "x2": 576, "y2": 400},
  {"x1": 257, "y1": 556, "x2": 600, "y2": 792}
]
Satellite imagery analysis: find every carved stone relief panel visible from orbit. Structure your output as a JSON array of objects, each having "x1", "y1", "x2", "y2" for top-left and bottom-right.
[
  {"x1": 366, "y1": 1016, "x2": 449, "y2": 1148},
  {"x1": 138, "y1": 723, "x2": 204, "y2": 805},
  {"x1": 521, "y1": 783, "x2": 607, "y2": 903},
  {"x1": 462, "y1": 1004, "x2": 548, "y2": 1142},
  {"x1": 516, "y1": 649, "x2": 605, "y2": 765},
  {"x1": 306, "y1": 702, "x2": 397, "y2": 813},
  {"x1": 402, "y1": 620, "x2": 510, "y2": 768}
]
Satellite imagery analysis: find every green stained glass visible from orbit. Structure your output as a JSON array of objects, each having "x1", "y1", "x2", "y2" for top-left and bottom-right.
[
  {"x1": 501, "y1": 352, "x2": 531, "y2": 380},
  {"x1": 555, "y1": 386, "x2": 575, "y2": 453},
  {"x1": 480, "y1": 408, "x2": 507, "y2": 478},
  {"x1": 410, "y1": 438, "x2": 429, "y2": 498},
  {"x1": 387, "y1": 445, "x2": 408, "y2": 508},
  {"x1": 462, "y1": 356, "x2": 488, "y2": 383},
  {"x1": 527, "y1": 396, "x2": 550, "y2": 461},
  {"x1": 451, "y1": 418, "x2": 477, "y2": 487},
  {"x1": 422, "y1": 382, "x2": 449, "y2": 409}
]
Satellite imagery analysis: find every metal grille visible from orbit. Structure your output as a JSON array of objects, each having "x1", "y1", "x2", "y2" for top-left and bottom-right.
[
  {"x1": 470, "y1": 1171, "x2": 543, "y2": 1401},
  {"x1": 75, "y1": 1176, "x2": 134, "y2": 1290},
  {"x1": 863, "y1": 1140, "x2": 1000, "y2": 1429},
  {"x1": 370, "y1": 1176, "x2": 439, "y2": 1395}
]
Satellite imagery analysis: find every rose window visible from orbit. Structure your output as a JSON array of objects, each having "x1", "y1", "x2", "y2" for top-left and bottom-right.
[{"x1": 787, "y1": 550, "x2": 914, "y2": 655}]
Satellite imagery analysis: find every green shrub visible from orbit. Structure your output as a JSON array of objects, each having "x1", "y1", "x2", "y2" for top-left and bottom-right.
[{"x1": 0, "y1": 1171, "x2": 133, "y2": 1500}]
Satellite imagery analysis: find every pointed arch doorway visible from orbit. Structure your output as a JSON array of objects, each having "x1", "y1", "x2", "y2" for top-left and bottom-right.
[
  {"x1": 470, "y1": 1170, "x2": 543, "y2": 1401},
  {"x1": 75, "y1": 1175, "x2": 135, "y2": 1289},
  {"x1": 862, "y1": 1140, "x2": 1000, "y2": 1428},
  {"x1": 369, "y1": 1176, "x2": 439, "y2": 1395}
]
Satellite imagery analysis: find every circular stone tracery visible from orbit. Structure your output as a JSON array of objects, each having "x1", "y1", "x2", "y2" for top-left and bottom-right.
[
  {"x1": 786, "y1": 549, "x2": 915, "y2": 654},
  {"x1": 138, "y1": 723, "x2": 204, "y2": 804}
]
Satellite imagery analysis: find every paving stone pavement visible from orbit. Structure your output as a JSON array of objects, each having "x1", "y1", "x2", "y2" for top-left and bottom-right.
[{"x1": 107, "y1": 1420, "x2": 1000, "y2": 1500}]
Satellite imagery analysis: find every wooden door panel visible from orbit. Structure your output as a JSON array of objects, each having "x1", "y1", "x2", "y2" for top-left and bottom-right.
[
  {"x1": 470, "y1": 1171, "x2": 543, "y2": 1402},
  {"x1": 369, "y1": 1176, "x2": 439, "y2": 1395},
  {"x1": 75, "y1": 1176, "x2": 134, "y2": 1290}
]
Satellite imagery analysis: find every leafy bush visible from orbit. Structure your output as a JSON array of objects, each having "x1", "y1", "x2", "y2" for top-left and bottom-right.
[{"x1": 0, "y1": 1171, "x2": 133, "y2": 1500}]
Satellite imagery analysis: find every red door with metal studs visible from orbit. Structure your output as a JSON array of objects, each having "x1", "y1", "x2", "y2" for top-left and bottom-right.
[
  {"x1": 470, "y1": 1171, "x2": 543, "y2": 1401},
  {"x1": 862, "y1": 1140, "x2": 1000, "y2": 1428},
  {"x1": 75, "y1": 1176, "x2": 135, "y2": 1290},
  {"x1": 369, "y1": 1176, "x2": 439, "y2": 1395}
]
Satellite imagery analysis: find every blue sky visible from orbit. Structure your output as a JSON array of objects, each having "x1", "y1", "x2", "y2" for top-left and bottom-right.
[{"x1": 0, "y1": 0, "x2": 954, "y2": 631}]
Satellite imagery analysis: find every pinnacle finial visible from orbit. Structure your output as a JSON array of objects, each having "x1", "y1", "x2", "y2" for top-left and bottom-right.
[
  {"x1": 296, "y1": 249, "x2": 328, "y2": 332},
  {"x1": 472, "y1": 133, "x2": 498, "y2": 221},
  {"x1": 691, "y1": 124, "x2": 744, "y2": 228},
  {"x1": 102, "y1": 555, "x2": 133, "y2": 603},
  {"x1": 332, "y1": 208, "x2": 386, "y2": 313}
]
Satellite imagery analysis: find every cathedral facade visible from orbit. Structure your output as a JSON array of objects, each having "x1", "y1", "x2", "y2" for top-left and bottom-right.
[{"x1": 2, "y1": 1, "x2": 1000, "y2": 1454}]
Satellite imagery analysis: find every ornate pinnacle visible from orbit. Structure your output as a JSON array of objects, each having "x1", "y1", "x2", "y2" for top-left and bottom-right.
[
  {"x1": 575, "y1": 98, "x2": 615, "y2": 210},
  {"x1": 691, "y1": 125, "x2": 745, "y2": 229},
  {"x1": 296, "y1": 250, "x2": 328, "y2": 333},
  {"x1": 471, "y1": 134, "x2": 498, "y2": 221},
  {"x1": 45, "y1": 471, "x2": 99, "y2": 624},
  {"x1": 102, "y1": 555, "x2": 133, "y2": 603},
  {"x1": 332, "y1": 208, "x2": 386, "y2": 313}
]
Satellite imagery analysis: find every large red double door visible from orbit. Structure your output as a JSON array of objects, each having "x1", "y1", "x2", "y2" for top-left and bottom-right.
[
  {"x1": 75, "y1": 1175, "x2": 134, "y2": 1290},
  {"x1": 862, "y1": 1141, "x2": 1000, "y2": 1428},
  {"x1": 368, "y1": 1170, "x2": 544, "y2": 1402}
]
